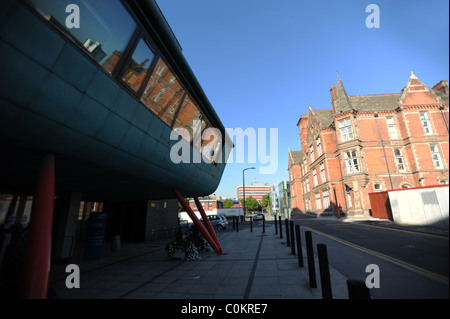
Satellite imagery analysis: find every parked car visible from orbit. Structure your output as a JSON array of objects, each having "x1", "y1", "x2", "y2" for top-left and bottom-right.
[
  {"x1": 190, "y1": 214, "x2": 228, "y2": 230},
  {"x1": 253, "y1": 213, "x2": 265, "y2": 221}
]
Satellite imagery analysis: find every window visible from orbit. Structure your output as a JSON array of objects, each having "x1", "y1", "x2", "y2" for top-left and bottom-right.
[
  {"x1": 323, "y1": 190, "x2": 330, "y2": 209},
  {"x1": 315, "y1": 193, "x2": 322, "y2": 210},
  {"x1": 141, "y1": 59, "x2": 186, "y2": 126},
  {"x1": 306, "y1": 179, "x2": 310, "y2": 193},
  {"x1": 401, "y1": 184, "x2": 411, "y2": 188},
  {"x1": 374, "y1": 183, "x2": 382, "y2": 192},
  {"x1": 310, "y1": 145, "x2": 315, "y2": 163},
  {"x1": 303, "y1": 157, "x2": 308, "y2": 175},
  {"x1": 316, "y1": 137, "x2": 323, "y2": 157},
  {"x1": 440, "y1": 180, "x2": 449, "y2": 185},
  {"x1": 430, "y1": 145, "x2": 443, "y2": 169},
  {"x1": 172, "y1": 95, "x2": 201, "y2": 143},
  {"x1": 420, "y1": 112, "x2": 432, "y2": 135},
  {"x1": 320, "y1": 164, "x2": 326, "y2": 183},
  {"x1": 386, "y1": 117, "x2": 398, "y2": 139},
  {"x1": 338, "y1": 118, "x2": 354, "y2": 142},
  {"x1": 313, "y1": 170, "x2": 318, "y2": 186},
  {"x1": 30, "y1": 0, "x2": 138, "y2": 75},
  {"x1": 394, "y1": 149, "x2": 406, "y2": 171},
  {"x1": 121, "y1": 38, "x2": 156, "y2": 93},
  {"x1": 154, "y1": 88, "x2": 166, "y2": 102},
  {"x1": 344, "y1": 150, "x2": 360, "y2": 174}
]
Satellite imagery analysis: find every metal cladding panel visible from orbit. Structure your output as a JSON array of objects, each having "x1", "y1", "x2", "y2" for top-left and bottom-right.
[
  {"x1": 52, "y1": 44, "x2": 98, "y2": 92},
  {"x1": 0, "y1": 41, "x2": 49, "y2": 107},
  {"x1": 0, "y1": 4, "x2": 65, "y2": 69}
]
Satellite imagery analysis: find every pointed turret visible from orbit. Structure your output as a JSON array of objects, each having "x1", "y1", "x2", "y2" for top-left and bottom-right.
[{"x1": 331, "y1": 72, "x2": 353, "y2": 114}]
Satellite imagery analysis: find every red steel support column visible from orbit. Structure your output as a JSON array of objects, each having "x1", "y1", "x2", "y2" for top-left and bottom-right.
[
  {"x1": 172, "y1": 188, "x2": 222, "y2": 255},
  {"x1": 22, "y1": 153, "x2": 55, "y2": 299},
  {"x1": 193, "y1": 194, "x2": 223, "y2": 253}
]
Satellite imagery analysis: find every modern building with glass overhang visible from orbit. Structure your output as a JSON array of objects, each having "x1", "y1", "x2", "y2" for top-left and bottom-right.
[{"x1": 0, "y1": 0, "x2": 231, "y2": 298}]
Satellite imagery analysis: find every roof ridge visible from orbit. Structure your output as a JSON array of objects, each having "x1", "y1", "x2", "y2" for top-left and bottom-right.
[{"x1": 349, "y1": 93, "x2": 400, "y2": 97}]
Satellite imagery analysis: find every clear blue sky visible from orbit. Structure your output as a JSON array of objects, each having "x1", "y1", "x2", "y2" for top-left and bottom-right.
[{"x1": 156, "y1": 0, "x2": 449, "y2": 199}]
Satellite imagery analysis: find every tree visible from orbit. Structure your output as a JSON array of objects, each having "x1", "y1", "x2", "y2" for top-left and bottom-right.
[
  {"x1": 223, "y1": 198, "x2": 234, "y2": 208},
  {"x1": 240, "y1": 196, "x2": 261, "y2": 213},
  {"x1": 178, "y1": 198, "x2": 191, "y2": 212},
  {"x1": 261, "y1": 194, "x2": 270, "y2": 211}
]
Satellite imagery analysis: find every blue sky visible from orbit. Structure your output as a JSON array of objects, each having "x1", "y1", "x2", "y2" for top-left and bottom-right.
[{"x1": 156, "y1": 0, "x2": 449, "y2": 199}]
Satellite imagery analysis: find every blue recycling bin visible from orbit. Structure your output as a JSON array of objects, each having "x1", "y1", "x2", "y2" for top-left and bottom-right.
[{"x1": 84, "y1": 212, "x2": 108, "y2": 260}]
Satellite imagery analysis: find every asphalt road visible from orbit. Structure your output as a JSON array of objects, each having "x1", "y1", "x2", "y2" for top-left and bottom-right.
[{"x1": 290, "y1": 218, "x2": 449, "y2": 299}]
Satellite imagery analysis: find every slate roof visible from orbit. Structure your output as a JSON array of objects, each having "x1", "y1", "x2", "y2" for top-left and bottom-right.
[
  {"x1": 289, "y1": 150, "x2": 303, "y2": 163},
  {"x1": 312, "y1": 109, "x2": 334, "y2": 127},
  {"x1": 348, "y1": 93, "x2": 401, "y2": 111}
]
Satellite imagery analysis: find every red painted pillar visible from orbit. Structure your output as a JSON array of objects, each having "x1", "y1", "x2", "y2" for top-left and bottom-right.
[
  {"x1": 193, "y1": 194, "x2": 223, "y2": 253},
  {"x1": 172, "y1": 188, "x2": 222, "y2": 255},
  {"x1": 22, "y1": 153, "x2": 55, "y2": 299}
]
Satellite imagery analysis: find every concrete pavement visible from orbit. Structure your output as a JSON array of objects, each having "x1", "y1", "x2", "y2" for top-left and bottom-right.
[{"x1": 48, "y1": 221, "x2": 350, "y2": 299}]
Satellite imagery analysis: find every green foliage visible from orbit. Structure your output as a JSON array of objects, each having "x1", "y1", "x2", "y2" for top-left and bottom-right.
[
  {"x1": 223, "y1": 198, "x2": 235, "y2": 208},
  {"x1": 261, "y1": 194, "x2": 270, "y2": 210},
  {"x1": 240, "y1": 196, "x2": 261, "y2": 213}
]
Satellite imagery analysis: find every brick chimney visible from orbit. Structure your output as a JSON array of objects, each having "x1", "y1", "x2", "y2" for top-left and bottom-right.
[{"x1": 432, "y1": 80, "x2": 449, "y2": 95}]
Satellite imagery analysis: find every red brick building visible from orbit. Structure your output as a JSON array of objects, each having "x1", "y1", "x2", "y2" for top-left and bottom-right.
[
  {"x1": 289, "y1": 72, "x2": 449, "y2": 217},
  {"x1": 188, "y1": 197, "x2": 223, "y2": 211}
]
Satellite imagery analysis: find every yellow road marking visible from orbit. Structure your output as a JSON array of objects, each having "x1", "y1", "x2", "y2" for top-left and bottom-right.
[
  {"x1": 356, "y1": 223, "x2": 448, "y2": 240},
  {"x1": 303, "y1": 225, "x2": 449, "y2": 286}
]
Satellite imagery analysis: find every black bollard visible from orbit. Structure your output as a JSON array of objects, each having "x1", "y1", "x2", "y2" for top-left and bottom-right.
[
  {"x1": 274, "y1": 215, "x2": 278, "y2": 235},
  {"x1": 295, "y1": 225, "x2": 303, "y2": 267},
  {"x1": 250, "y1": 215, "x2": 253, "y2": 232},
  {"x1": 305, "y1": 231, "x2": 317, "y2": 288},
  {"x1": 232, "y1": 216, "x2": 235, "y2": 230},
  {"x1": 347, "y1": 280, "x2": 371, "y2": 299},
  {"x1": 236, "y1": 215, "x2": 239, "y2": 232},
  {"x1": 317, "y1": 243, "x2": 332, "y2": 299},
  {"x1": 290, "y1": 221, "x2": 295, "y2": 255},
  {"x1": 262, "y1": 215, "x2": 265, "y2": 233},
  {"x1": 279, "y1": 216, "x2": 283, "y2": 239},
  {"x1": 285, "y1": 219, "x2": 290, "y2": 247}
]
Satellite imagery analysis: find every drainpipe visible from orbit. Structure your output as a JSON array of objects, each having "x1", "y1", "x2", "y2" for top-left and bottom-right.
[
  {"x1": 374, "y1": 113, "x2": 394, "y2": 190},
  {"x1": 332, "y1": 124, "x2": 348, "y2": 213},
  {"x1": 439, "y1": 106, "x2": 449, "y2": 133}
]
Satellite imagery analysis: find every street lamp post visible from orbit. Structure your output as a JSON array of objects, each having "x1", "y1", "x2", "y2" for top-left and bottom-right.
[{"x1": 242, "y1": 167, "x2": 256, "y2": 222}]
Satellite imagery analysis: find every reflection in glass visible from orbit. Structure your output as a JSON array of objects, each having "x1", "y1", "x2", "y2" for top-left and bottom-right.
[
  {"x1": 172, "y1": 95, "x2": 201, "y2": 143},
  {"x1": 29, "y1": 0, "x2": 136, "y2": 74},
  {"x1": 121, "y1": 39, "x2": 155, "y2": 93},
  {"x1": 141, "y1": 59, "x2": 185, "y2": 126}
]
